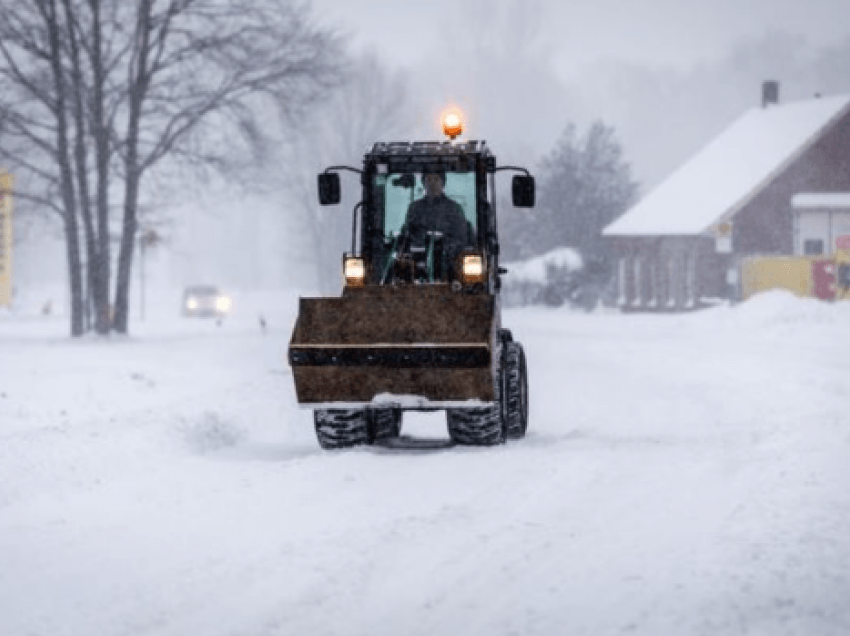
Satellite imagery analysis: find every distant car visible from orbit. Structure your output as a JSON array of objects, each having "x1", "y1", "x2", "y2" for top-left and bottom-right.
[{"x1": 182, "y1": 285, "x2": 232, "y2": 318}]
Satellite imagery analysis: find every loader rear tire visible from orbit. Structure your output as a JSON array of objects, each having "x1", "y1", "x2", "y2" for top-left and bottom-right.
[
  {"x1": 314, "y1": 409, "x2": 369, "y2": 449},
  {"x1": 505, "y1": 342, "x2": 529, "y2": 439}
]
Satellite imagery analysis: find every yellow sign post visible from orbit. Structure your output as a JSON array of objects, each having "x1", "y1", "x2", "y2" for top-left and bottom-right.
[
  {"x1": 714, "y1": 221, "x2": 733, "y2": 253},
  {"x1": 0, "y1": 171, "x2": 13, "y2": 307}
]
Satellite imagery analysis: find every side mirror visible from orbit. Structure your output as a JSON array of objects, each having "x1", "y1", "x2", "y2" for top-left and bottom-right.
[
  {"x1": 318, "y1": 173, "x2": 341, "y2": 205},
  {"x1": 512, "y1": 175, "x2": 535, "y2": 207}
]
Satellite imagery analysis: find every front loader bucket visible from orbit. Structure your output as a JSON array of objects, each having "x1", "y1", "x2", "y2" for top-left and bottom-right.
[{"x1": 288, "y1": 285, "x2": 497, "y2": 406}]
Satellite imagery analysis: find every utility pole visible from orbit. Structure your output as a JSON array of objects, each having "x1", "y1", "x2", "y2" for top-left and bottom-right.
[{"x1": 138, "y1": 228, "x2": 159, "y2": 320}]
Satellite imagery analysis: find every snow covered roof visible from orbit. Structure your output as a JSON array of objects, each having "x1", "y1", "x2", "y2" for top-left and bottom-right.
[
  {"x1": 791, "y1": 192, "x2": 850, "y2": 209},
  {"x1": 604, "y1": 94, "x2": 850, "y2": 236}
]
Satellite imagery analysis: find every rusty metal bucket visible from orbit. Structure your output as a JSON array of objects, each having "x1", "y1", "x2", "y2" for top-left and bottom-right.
[{"x1": 288, "y1": 285, "x2": 497, "y2": 406}]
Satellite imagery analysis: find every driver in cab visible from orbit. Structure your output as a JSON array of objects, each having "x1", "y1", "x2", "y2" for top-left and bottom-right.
[{"x1": 402, "y1": 168, "x2": 473, "y2": 278}]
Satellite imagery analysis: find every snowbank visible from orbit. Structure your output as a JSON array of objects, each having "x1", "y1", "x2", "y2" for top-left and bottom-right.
[{"x1": 691, "y1": 289, "x2": 850, "y2": 332}]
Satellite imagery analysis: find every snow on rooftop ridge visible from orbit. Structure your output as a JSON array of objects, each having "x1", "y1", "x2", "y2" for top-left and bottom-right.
[
  {"x1": 604, "y1": 94, "x2": 850, "y2": 237},
  {"x1": 502, "y1": 247, "x2": 583, "y2": 284},
  {"x1": 792, "y1": 192, "x2": 850, "y2": 208}
]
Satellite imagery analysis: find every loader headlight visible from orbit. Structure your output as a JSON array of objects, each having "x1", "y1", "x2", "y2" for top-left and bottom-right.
[
  {"x1": 344, "y1": 256, "x2": 366, "y2": 287},
  {"x1": 461, "y1": 254, "x2": 485, "y2": 285}
]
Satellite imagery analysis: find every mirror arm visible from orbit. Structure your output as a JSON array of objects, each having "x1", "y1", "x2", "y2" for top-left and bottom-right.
[
  {"x1": 324, "y1": 165, "x2": 363, "y2": 176},
  {"x1": 351, "y1": 202, "x2": 364, "y2": 255},
  {"x1": 487, "y1": 230, "x2": 500, "y2": 256},
  {"x1": 492, "y1": 165, "x2": 531, "y2": 177}
]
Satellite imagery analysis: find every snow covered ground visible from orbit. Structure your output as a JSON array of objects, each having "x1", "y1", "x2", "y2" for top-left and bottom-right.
[{"x1": 1, "y1": 290, "x2": 849, "y2": 636}]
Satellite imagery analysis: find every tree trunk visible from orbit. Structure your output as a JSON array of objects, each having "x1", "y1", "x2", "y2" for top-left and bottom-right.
[
  {"x1": 61, "y1": 203, "x2": 85, "y2": 336},
  {"x1": 112, "y1": 170, "x2": 140, "y2": 334},
  {"x1": 89, "y1": 0, "x2": 111, "y2": 334},
  {"x1": 42, "y1": 0, "x2": 84, "y2": 336},
  {"x1": 62, "y1": 0, "x2": 103, "y2": 334},
  {"x1": 112, "y1": 0, "x2": 152, "y2": 334}
]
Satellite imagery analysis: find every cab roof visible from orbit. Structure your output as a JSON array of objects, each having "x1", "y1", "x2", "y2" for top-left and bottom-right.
[{"x1": 366, "y1": 140, "x2": 495, "y2": 172}]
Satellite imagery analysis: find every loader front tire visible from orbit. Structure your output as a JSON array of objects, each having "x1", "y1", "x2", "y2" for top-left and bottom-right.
[
  {"x1": 446, "y1": 369, "x2": 507, "y2": 446},
  {"x1": 314, "y1": 409, "x2": 370, "y2": 449},
  {"x1": 370, "y1": 408, "x2": 402, "y2": 441}
]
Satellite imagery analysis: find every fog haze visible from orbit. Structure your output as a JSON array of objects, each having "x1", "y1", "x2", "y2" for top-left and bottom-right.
[
  {"x1": 9, "y1": 0, "x2": 850, "y2": 313},
  {"x1": 313, "y1": 0, "x2": 850, "y2": 75}
]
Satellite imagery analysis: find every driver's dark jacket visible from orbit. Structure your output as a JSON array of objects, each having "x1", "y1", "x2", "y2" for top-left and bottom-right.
[{"x1": 402, "y1": 194, "x2": 473, "y2": 270}]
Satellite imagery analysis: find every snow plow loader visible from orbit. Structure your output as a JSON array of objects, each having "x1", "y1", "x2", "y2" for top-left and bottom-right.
[{"x1": 288, "y1": 116, "x2": 534, "y2": 449}]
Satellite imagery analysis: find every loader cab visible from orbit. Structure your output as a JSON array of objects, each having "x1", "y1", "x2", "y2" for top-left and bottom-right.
[{"x1": 360, "y1": 141, "x2": 498, "y2": 289}]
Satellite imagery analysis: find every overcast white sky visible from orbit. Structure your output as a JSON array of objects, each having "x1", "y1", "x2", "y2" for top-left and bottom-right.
[
  {"x1": 311, "y1": 0, "x2": 850, "y2": 78},
  {"x1": 306, "y1": 0, "x2": 850, "y2": 180}
]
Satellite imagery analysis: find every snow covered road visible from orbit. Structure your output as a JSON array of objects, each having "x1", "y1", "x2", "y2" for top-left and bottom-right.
[{"x1": 2, "y1": 293, "x2": 849, "y2": 635}]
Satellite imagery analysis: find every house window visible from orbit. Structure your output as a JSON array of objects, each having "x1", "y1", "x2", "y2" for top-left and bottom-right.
[{"x1": 803, "y1": 239, "x2": 824, "y2": 255}]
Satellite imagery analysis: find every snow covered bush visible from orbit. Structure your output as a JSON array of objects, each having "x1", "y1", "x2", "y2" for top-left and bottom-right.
[
  {"x1": 502, "y1": 248, "x2": 617, "y2": 310},
  {"x1": 502, "y1": 247, "x2": 582, "y2": 308}
]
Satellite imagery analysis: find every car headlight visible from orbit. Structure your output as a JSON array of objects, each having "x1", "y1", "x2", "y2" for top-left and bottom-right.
[
  {"x1": 215, "y1": 296, "x2": 232, "y2": 312},
  {"x1": 461, "y1": 254, "x2": 485, "y2": 285},
  {"x1": 186, "y1": 298, "x2": 198, "y2": 310},
  {"x1": 344, "y1": 256, "x2": 366, "y2": 287}
]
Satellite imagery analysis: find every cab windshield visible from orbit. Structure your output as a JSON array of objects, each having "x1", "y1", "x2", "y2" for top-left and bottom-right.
[
  {"x1": 374, "y1": 171, "x2": 477, "y2": 240},
  {"x1": 369, "y1": 170, "x2": 478, "y2": 283}
]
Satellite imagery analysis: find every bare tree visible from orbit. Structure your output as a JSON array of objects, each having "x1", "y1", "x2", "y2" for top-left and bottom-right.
[
  {"x1": 0, "y1": 0, "x2": 86, "y2": 333},
  {"x1": 0, "y1": 0, "x2": 344, "y2": 335}
]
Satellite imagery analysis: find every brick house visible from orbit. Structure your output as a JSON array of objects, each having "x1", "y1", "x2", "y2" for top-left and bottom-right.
[{"x1": 603, "y1": 85, "x2": 850, "y2": 311}]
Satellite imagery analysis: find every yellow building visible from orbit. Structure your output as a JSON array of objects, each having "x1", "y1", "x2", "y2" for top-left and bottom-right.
[
  {"x1": 0, "y1": 171, "x2": 12, "y2": 307},
  {"x1": 742, "y1": 251, "x2": 850, "y2": 302}
]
